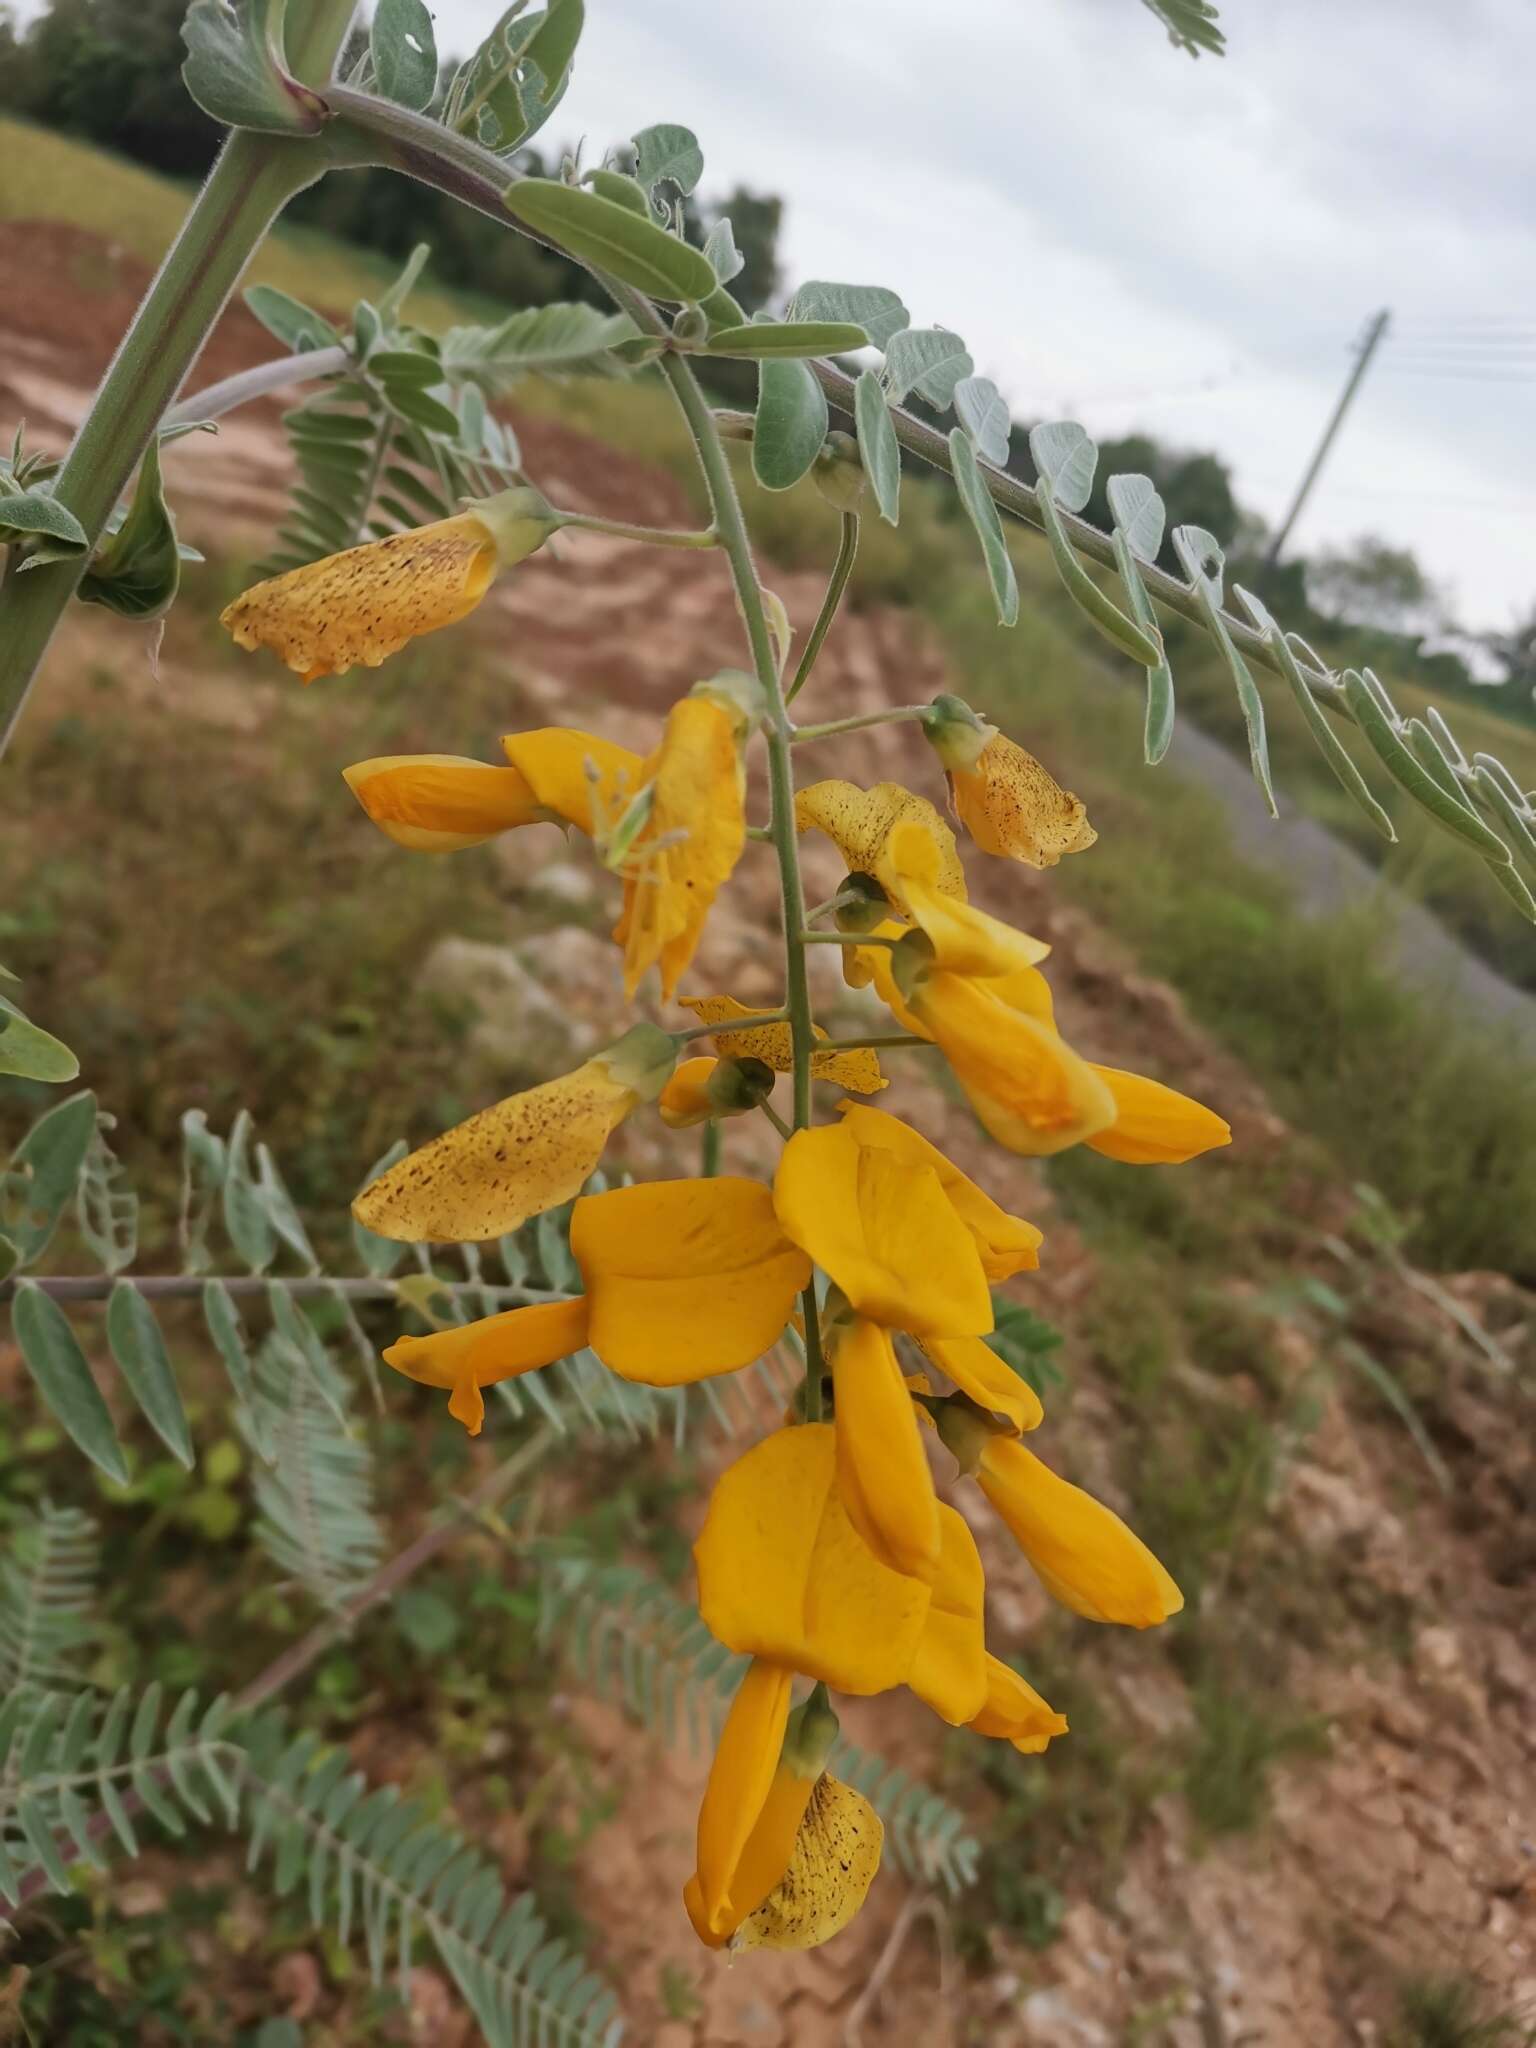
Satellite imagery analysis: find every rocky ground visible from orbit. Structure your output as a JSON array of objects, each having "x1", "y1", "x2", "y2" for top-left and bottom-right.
[{"x1": 3, "y1": 220, "x2": 1534, "y2": 2046}]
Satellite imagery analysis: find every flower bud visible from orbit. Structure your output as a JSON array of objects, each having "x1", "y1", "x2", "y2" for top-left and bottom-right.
[
  {"x1": 598, "y1": 1021, "x2": 680, "y2": 1103},
  {"x1": 833, "y1": 872, "x2": 893, "y2": 935},
  {"x1": 933, "y1": 1392, "x2": 1011, "y2": 1477},
  {"x1": 921, "y1": 692, "x2": 997, "y2": 773},
  {"x1": 471, "y1": 485, "x2": 566, "y2": 567},
  {"x1": 672, "y1": 304, "x2": 710, "y2": 348},
  {"x1": 812, "y1": 432, "x2": 867, "y2": 514},
  {"x1": 779, "y1": 1683, "x2": 841, "y2": 1779},
  {"x1": 659, "y1": 1055, "x2": 776, "y2": 1128}
]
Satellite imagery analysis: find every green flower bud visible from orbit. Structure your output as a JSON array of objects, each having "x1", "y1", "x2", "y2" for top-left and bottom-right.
[
  {"x1": 471, "y1": 486, "x2": 566, "y2": 568},
  {"x1": 932, "y1": 1392, "x2": 1009, "y2": 1477},
  {"x1": 890, "y1": 928, "x2": 936, "y2": 1003},
  {"x1": 812, "y1": 431, "x2": 867, "y2": 515},
  {"x1": 921, "y1": 692, "x2": 997, "y2": 773},
  {"x1": 833, "y1": 872, "x2": 893, "y2": 935},
  {"x1": 780, "y1": 1683, "x2": 840, "y2": 1778},
  {"x1": 599, "y1": 1021, "x2": 679, "y2": 1102},
  {"x1": 705, "y1": 1056, "x2": 776, "y2": 1117}
]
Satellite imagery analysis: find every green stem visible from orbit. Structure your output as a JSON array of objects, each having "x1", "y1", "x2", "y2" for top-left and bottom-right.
[
  {"x1": 652, "y1": 350, "x2": 826, "y2": 1418},
  {"x1": 562, "y1": 512, "x2": 718, "y2": 550},
  {"x1": 0, "y1": 131, "x2": 326, "y2": 757},
  {"x1": 792, "y1": 705, "x2": 928, "y2": 743},
  {"x1": 802, "y1": 890, "x2": 859, "y2": 925},
  {"x1": 784, "y1": 510, "x2": 859, "y2": 707},
  {"x1": 758, "y1": 1100, "x2": 793, "y2": 1141},
  {"x1": 700, "y1": 1122, "x2": 722, "y2": 1177}
]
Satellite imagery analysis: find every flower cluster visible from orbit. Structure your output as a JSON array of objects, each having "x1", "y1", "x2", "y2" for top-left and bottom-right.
[{"x1": 224, "y1": 512, "x2": 1230, "y2": 1955}]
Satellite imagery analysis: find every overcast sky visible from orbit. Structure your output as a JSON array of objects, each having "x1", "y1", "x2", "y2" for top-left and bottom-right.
[
  {"x1": 421, "y1": 0, "x2": 1534, "y2": 633},
  {"x1": 21, "y1": 0, "x2": 1532, "y2": 629}
]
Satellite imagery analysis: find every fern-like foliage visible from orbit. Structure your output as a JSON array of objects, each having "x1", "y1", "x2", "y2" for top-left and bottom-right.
[
  {"x1": 0, "y1": 1501, "x2": 98, "y2": 1698},
  {"x1": 241, "y1": 1331, "x2": 384, "y2": 1615},
  {"x1": 246, "y1": 247, "x2": 634, "y2": 575},
  {"x1": 1140, "y1": 0, "x2": 1225, "y2": 57},
  {"x1": 0, "y1": 1685, "x2": 622, "y2": 2048},
  {"x1": 537, "y1": 1556, "x2": 981, "y2": 1894}
]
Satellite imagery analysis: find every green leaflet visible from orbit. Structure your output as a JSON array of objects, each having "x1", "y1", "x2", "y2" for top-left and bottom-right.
[
  {"x1": 631, "y1": 122, "x2": 704, "y2": 209},
  {"x1": 1037, "y1": 477, "x2": 1163, "y2": 671},
  {"x1": 1343, "y1": 670, "x2": 1512, "y2": 864},
  {"x1": 1, "y1": 1091, "x2": 98, "y2": 1267},
  {"x1": 854, "y1": 370, "x2": 901, "y2": 527},
  {"x1": 954, "y1": 375, "x2": 1011, "y2": 465},
  {"x1": 12, "y1": 1284, "x2": 129, "y2": 1484},
  {"x1": 1029, "y1": 419, "x2": 1097, "y2": 513},
  {"x1": 790, "y1": 281, "x2": 910, "y2": 352},
  {"x1": 243, "y1": 284, "x2": 341, "y2": 355},
  {"x1": 78, "y1": 441, "x2": 183, "y2": 620},
  {"x1": 106, "y1": 1282, "x2": 194, "y2": 1469},
  {"x1": 1172, "y1": 525, "x2": 1276, "y2": 817},
  {"x1": 370, "y1": 0, "x2": 438, "y2": 109},
  {"x1": 504, "y1": 180, "x2": 717, "y2": 303},
  {"x1": 446, "y1": 0, "x2": 583, "y2": 151},
  {"x1": 753, "y1": 358, "x2": 828, "y2": 492},
  {"x1": 703, "y1": 320, "x2": 869, "y2": 359},
  {"x1": 949, "y1": 427, "x2": 1018, "y2": 626},
  {"x1": 885, "y1": 327, "x2": 973, "y2": 410},
  {"x1": 0, "y1": 490, "x2": 88, "y2": 554},
  {"x1": 0, "y1": 996, "x2": 79, "y2": 1083},
  {"x1": 181, "y1": 0, "x2": 325, "y2": 134}
]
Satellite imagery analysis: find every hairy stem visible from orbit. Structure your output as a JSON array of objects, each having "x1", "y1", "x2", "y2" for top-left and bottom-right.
[
  {"x1": 162, "y1": 344, "x2": 352, "y2": 430},
  {"x1": 563, "y1": 512, "x2": 719, "y2": 550},
  {"x1": 792, "y1": 705, "x2": 929, "y2": 743},
  {"x1": 784, "y1": 510, "x2": 859, "y2": 707}
]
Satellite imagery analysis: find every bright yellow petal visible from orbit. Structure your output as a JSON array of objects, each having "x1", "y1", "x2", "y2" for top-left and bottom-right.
[
  {"x1": 907, "y1": 971, "x2": 1117, "y2": 1157},
  {"x1": 1085, "y1": 1065, "x2": 1232, "y2": 1165},
  {"x1": 221, "y1": 511, "x2": 498, "y2": 682},
  {"x1": 830, "y1": 1320, "x2": 941, "y2": 1581},
  {"x1": 878, "y1": 820, "x2": 1050, "y2": 980},
  {"x1": 342, "y1": 754, "x2": 544, "y2": 852},
  {"x1": 905, "y1": 1505, "x2": 988, "y2": 1725},
  {"x1": 678, "y1": 995, "x2": 886, "y2": 1094},
  {"x1": 950, "y1": 735, "x2": 1097, "y2": 868},
  {"x1": 383, "y1": 1296, "x2": 591, "y2": 1439},
  {"x1": 500, "y1": 727, "x2": 643, "y2": 836},
  {"x1": 570, "y1": 1177, "x2": 809, "y2": 1384},
  {"x1": 969, "y1": 1654, "x2": 1068, "y2": 1753},
  {"x1": 794, "y1": 780, "x2": 967, "y2": 910},
  {"x1": 621, "y1": 697, "x2": 746, "y2": 1001},
  {"x1": 977, "y1": 1438, "x2": 1184, "y2": 1627},
  {"x1": 351, "y1": 1060, "x2": 635, "y2": 1243},
  {"x1": 685, "y1": 1658, "x2": 795, "y2": 1947},
  {"x1": 694, "y1": 1424, "x2": 932, "y2": 1694},
  {"x1": 733, "y1": 1776, "x2": 883, "y2": 1951},
  {"x1": 918, "y1": 1334, "x2": 1044, "y2": 1434},
  {"x1": 774, "y1": 1123, "x2": 992, "y2": 1338},
  {"x1": 833, "y1": 1104, "x2": 1043, "y2": 1282}
]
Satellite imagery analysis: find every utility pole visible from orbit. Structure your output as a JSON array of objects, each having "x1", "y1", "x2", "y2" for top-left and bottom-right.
[{"x1": 1264, "y1": 308, "x2": 1391, "y2": 568}]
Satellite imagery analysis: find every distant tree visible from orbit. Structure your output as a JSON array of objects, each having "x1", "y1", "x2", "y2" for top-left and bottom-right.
[
  {"x1": 1306, "y1": 535, "x2": 1443, "y2": 637},
  {"x1": 6, "y1": 0, "x2": 221, "y2": 175},
  {"x1": 708, "y1": 186, "x2": 782, "y2": 314},
  {"x1": 1483, "y1": 604, "x2": 1536, "y2": 696}
]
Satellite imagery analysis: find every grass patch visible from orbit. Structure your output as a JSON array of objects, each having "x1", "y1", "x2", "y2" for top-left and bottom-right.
[
  {"x1": 1179, "y1": 1668, "x2": 1329, "y2": 1836},
  {"x1": 1389, "y1": 1976, "x2": 1536, "y2": 2048}
]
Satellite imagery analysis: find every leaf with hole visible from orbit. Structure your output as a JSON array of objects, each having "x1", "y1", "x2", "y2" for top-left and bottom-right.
[
  {"x1": 370, "y1": 0, "x2": 437, "y2": 109},
  {"x1": 753, "y1": 358, "x2": 828, "y2": 493},
  {"x1": 631, "y1": 122, "x2": 703, "y2": 209},
  {"x1": 504, "y1": 180, "x2": 717, "y2": 303},
  {"x1": 12, "y1": 1283, "x2": 128, "y2": 1484}
]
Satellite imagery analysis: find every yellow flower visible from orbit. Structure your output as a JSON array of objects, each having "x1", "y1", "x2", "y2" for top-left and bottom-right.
[
  {"x1": 827, "y1": 1318, "x2": 941, "y2": 1581},
  {"x1": 974, "y1": 1436, "x2": 1183, "y2": 1628},
  {"x1": 383, "y1": 1296, "x2": 589, "y2": 1437},
  {"x1": 615, "y1": 692, "x2": 747, "y2": 1000},
  {"x1": 832, "y1": 1103, "x2": 1042, "y2": 1281},
  {"x1": 342, "y1": 754, "x2": 547, "y2": 853},
  {"x1": 500, "y1": 727, "x2": 644, "y2": 839},
  {"x1": 351, "y1": 1023, "x2": 677, "y2": 1243},
  {"x1": 657, "y1": 1054, "x2": 775, "y2": 1128},
  {"x1": 794, "y1": 779, "x2": 967, "y2": 913},
  {"x1": 568, "y1": 1176, "x2": 810, "y2": 1384},
  {"x1": 932, "y1": 718, "x2": 1097, "y2": 869},
  {"x1": 968, "y1": 1654, "x2": 1069, "y2": 1754},
  {"x1": 1085, "y1": 1065, "x2": 1232, "y2": 1165},
  {"x1": 917, "y1": 1333, "x2": 1044, "y2": 1435},
  {"x1": 341, "y1": 728, "x2": 643, "y2": 854},
  {"x1": 694, "y1": 1423, "x2": 931, "y2": 1694},
  {"x1": 875, "y1": 816, "x2": 1049, "y2": 981},
  {"x1": 678, "y1": 995, "x2": 887, "y2": 1095},
  {"x1": 774, "y1": 1120, "x2": 993, "y2": 1338},
  {"x1": 380, "y1": 1174, "x2": 808, "y2": 1429},
  {"x1": 221, "y1": 490, "x2": 561, "y2": 682},
  {"x1": 685, "y1": 1664, "x2": 881, "y2": 1953},
  {"x1": 904, "y1": 1505, "x2": 989, "y2": 1725}
]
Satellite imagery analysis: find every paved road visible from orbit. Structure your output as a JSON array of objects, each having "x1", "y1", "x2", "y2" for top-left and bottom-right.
[{"x1": 1163, "y1": 711, "x2": 1536, "y2": 1055}]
